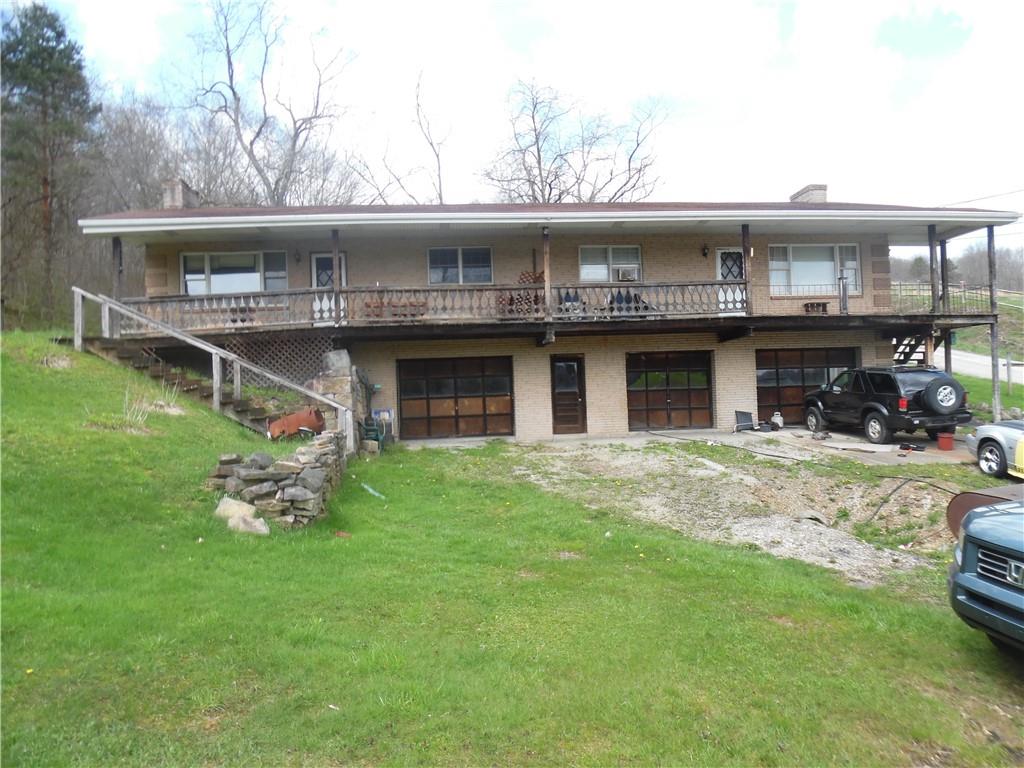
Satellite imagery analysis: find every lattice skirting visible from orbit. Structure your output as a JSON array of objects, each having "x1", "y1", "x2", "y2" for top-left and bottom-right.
[{"x1": 222, "y1": 335, "x2": 334, "y2": 387}]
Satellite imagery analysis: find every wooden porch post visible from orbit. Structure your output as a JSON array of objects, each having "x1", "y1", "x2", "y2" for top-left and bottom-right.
[
  {"x1": 741, "y1": 224, "x2": 753, "y2": 314},
  {"x1": 939, "y1": 239, "x2": 950, "y2": 313},
  {"x1": 212, "y1": 352, "x2": 222, "y2": 412},
  {"x1": 111, "y1": 236, "x2": 123, "y2": 338},
  {"x1": 943, "y1": 331, "x2": 953, "y2": 374},
  {"x1": 542, "y1": 226, "x2": 552, "y2": 321},
  {"x1": 988, "y1": 225, "x2": 1001, "y2": 419},
  {"x1": 233, "y1": 360, "x2": 242, "y2": 402},
  {"x1": 73, "y1": 289, "x2": 84, "y2": 352},
  {"x1": 112, "y1": 236, "x2": 123, "y2": 298},
  {"x1": 331, "y1": 228, "x2": 341, "y2": 323},
  {"x1": 928, "y1": 224, "x2": 939, "y2": 314}
]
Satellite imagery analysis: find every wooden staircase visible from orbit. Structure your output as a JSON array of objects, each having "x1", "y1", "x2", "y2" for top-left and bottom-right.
[
  {"x1": 892, "y1": 334, "x2": 929, "y2": 366},
  {"x1": 90, "y1": 339, "x2": 321, "y2": 438},
  {"x1": 74, "y1": 287, "x2": 354, "y2": 454}
]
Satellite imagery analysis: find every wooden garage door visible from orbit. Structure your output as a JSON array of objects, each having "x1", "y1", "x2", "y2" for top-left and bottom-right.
[
  {"x1": 755, "y1": 348, "x2": 857, "y2": 423},
  {"x1": 398, "y1": 357, "x2": 514, "y2": 439},
  {"x1": 626, "y1": 352, "x2": 712, "y2": 430}
]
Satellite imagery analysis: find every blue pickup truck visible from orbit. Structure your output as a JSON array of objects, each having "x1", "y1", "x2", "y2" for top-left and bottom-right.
[{"x1": 948, "y1": 497, "x2": 1024, "y2": 653}]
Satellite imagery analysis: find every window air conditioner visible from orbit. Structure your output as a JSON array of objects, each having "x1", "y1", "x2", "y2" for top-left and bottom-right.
[{"x1": 615, "y1": 266, "x2": 640, "y2": 282}]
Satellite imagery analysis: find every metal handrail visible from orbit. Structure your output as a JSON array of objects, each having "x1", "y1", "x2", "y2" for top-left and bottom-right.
[{"x1": 72, "y1": 286, "x2": 355, "y2": 454}]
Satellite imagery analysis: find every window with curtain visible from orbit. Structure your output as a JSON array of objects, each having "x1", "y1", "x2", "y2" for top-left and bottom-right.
[
  {"x1": 182, "y1": 252, "x2": 289, "y2": 295},
  {"x1": 768, "y1": 244, "x2": 861, "y2": 295},
  {"x1": 578, "y1": 246, "x2": 642, "y2": 282},
  {"x1": 428, "y1": 247, "x2": 492, "y2": 284}
]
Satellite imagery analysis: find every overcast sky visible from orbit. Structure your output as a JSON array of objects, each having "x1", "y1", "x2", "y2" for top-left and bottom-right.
[{"x1": 45, "y1": 0, "x2": 1024, "y2": 257}]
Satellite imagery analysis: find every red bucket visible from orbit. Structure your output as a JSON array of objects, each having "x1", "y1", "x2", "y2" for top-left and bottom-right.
[{"x1": 937, "y1": 432, "x2": 955, "y2": 451}]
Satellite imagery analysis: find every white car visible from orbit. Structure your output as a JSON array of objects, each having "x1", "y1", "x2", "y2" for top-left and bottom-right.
[{"x1": 965, "y1": 420, "x2": 1024, "y2": 478}]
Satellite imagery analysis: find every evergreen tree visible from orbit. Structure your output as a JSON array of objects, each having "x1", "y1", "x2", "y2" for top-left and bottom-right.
[{"x1": 2, "y1": 3, "x2": 99, "y2": 325}]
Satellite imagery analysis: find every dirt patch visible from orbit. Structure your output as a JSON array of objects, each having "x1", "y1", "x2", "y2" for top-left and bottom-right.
[{"x1": 511, "y1": 441, "x2": 957, "y2": 584}]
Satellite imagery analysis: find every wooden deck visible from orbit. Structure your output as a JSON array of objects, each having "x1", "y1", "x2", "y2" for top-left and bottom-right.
[{"x1": 117, "y1": 281, "x2": 991, "y2": 336}]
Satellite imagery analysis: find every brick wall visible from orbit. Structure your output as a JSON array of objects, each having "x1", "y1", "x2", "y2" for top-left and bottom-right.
[{"x1": 351, "y1": 328, "x2": 886, "y2": 441}]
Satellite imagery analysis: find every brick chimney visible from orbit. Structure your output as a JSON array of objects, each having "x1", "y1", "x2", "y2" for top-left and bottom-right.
[
  {"x1": 161, "y1": 179, "x2": 200, "y2": 209},
  {"x1": 789, "y1": 184, "x2": 827, "y2": 203}
]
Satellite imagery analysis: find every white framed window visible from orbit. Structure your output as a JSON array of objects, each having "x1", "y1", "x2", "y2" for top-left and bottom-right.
[
  {"x1": 180, "y1": 251, "x2": 289, "y2": 295},
  {"x1": 579, "y1": 245, "x2": 642, "y2": 282},
  {"x1": 428, "y1": 246, "x2": 493, "y2": 285},
  {"x1": 768, "y1": 244, "x2": 861, "y2": 296}
]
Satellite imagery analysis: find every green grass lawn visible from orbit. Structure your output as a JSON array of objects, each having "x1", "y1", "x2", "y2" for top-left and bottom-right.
[
  {"x1": 955, "y1": 372, "x2": 1024, "y2": 417},
  {"x1": 3, "y1": 332, "x2": 1023, "y2": 766}
]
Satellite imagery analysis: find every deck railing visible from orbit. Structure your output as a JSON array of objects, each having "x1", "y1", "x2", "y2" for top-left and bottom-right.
[
  {"x1": 121, "y1": 280, "x2": 746, "y2": 332},
  {"x1": 112, "y1": 279, "x2": 991, "y2": 335},
  {"x1": 551, "y1": 281, "x2": 747, "y2": 319},
  {"x1": 890, "y1": 283, "x2": 991, "y2": 314}
]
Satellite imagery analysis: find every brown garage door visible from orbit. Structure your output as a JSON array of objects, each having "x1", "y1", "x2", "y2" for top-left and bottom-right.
[
  {"x1": 755, "y1": 347, "x2": 857, "y2": 423},
  {"x1": 398, "y1": 357, "x2": 514, "y2": 439},
  {"x1": 626, "y1": 352, "x2": 713, "y2": 430}
]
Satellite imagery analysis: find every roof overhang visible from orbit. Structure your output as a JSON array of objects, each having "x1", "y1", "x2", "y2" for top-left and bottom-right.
[{"x1": 79, "y1": 206, "x2": 1020, "y2": 246}]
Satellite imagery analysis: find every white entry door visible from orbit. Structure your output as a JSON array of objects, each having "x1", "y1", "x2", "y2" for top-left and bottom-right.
[
  {"x1": 310, "y1": 252, "x2": 347, "y2": 324},
  {"x1": 715, "y1": 248, "x2": 745, "y2": 314}
]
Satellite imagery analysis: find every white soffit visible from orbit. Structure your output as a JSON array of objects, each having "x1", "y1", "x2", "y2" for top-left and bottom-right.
[{"x1": 79, "y1": 207, "x2": 1020, "y2": 246}]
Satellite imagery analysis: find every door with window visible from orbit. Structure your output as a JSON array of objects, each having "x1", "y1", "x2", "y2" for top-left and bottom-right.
[
  {"x1": 551, "y1": 356, "x2": 587, "y2": 434},
  {"x1": 310, "y1": 252, "x2": 346, "y2": 323},
  {"x1": 715, "y1": 248, "x2": 745, "y2": 314}
]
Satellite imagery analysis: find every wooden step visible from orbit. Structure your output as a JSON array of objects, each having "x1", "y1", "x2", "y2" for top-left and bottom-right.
[
  {"x1": 148, "y1": 364, "x2": 169, "y2": 378},
  {"x1": 131, "y1": 355, "x2": 157, "y2": 369},
  {"x1": 115, "y1": 346, "x2": 140, "y2": 359},
  {"x1": 232, "y1": 399, "x2": 252, "y2": 413},
  {"x1": 246, "y1": 407, "x2": 268, "y2": 419}
]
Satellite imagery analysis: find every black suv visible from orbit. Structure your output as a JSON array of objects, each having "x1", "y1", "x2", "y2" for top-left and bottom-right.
[{"x1": 804, "y1": 366, "x2": 971, "y2": 444}]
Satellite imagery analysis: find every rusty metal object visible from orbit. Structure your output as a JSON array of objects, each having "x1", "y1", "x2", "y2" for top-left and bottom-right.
[
  {"x1": 946, "y1": 484, "x2": 1024, "y2": 535},
  {"x1": 268, "y1": 408, "x2": 325, "y2": 440}
]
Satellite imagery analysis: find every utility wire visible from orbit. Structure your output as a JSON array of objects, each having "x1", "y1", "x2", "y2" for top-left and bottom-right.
[{"x1": 943, "y1": 188, "x2": 1024, "y2": 206}]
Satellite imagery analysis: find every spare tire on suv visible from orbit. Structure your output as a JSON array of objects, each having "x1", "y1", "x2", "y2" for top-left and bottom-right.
[{"x1": 922, "y1": 375, "x2": 965, "y2": 415}]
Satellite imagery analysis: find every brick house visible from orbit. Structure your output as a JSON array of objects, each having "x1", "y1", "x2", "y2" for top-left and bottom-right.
[{"x1": 77, "y1": 183, "x2": 1018, "y2": 441}]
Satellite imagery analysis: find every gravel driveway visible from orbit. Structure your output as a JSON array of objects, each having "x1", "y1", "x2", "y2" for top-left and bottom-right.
[{"x1": 510, "y1": 438, "x2": 958, "y2": 585}]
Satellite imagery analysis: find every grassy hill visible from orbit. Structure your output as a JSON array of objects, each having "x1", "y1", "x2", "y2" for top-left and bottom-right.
[
  {"x1": 954, "y1": 294, "x2": 1024, "y2": 360},
  {"x1": 2, "y1": 332, "x2": 1023, "y2": 766}
]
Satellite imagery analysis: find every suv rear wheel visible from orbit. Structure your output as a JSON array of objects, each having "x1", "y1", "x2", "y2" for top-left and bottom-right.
[
  {"x1": 805, "y1": 406, "x2": 826, "y2": 433},
  {"x1": 863, "y1": 412, "x2": 891, "y2": 444}
]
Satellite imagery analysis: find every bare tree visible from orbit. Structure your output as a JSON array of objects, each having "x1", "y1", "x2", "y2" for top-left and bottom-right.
[
  {"x1": 350, "y1": 151, "x2": 424, "y2": 205},
  {"x1": 415, "y1": 74, "x2": 446, "y2": 204},
  {"x1": 484, "y1": 81, "x2": 659, "y2": 204},
  {"x1": 194, "y1": 0, "x2": 359, "y2": 206}
]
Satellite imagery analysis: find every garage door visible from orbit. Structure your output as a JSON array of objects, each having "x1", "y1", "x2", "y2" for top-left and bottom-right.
[
  {"x1": 626, "y1": 352, "x2": 712, "y2": 430},
  {"x1": 755, "y1": 347, "x2": 857, "y2": 423},
  {"x1": 398, "y1": 357, "x2": 514, "y2": 439}
]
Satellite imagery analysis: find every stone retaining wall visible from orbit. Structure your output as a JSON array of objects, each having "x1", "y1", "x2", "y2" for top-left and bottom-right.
[{"x1": 206, "y1": 430, "x2": 346, "y2": 531}]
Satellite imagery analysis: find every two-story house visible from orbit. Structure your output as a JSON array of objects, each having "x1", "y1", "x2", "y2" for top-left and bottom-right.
[{"x1": 77, "y1": 182, "x2": 1017, "y2": 442}]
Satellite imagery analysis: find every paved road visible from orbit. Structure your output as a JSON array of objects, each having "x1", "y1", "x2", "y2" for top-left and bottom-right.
[{"x1": 950, "y1": 349, "x2": 1024, "y2": 384}]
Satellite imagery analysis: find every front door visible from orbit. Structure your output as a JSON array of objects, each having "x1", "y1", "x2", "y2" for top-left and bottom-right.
[
  {"x1": 311, "y1": 252, "x2": 346, "y2": 324},
  {"x1": 551, "y1": 355, "x2": 587, "y2": 434},
  {"x1": 715, "y1": 248, "x2": 745, "y2": 314}
]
